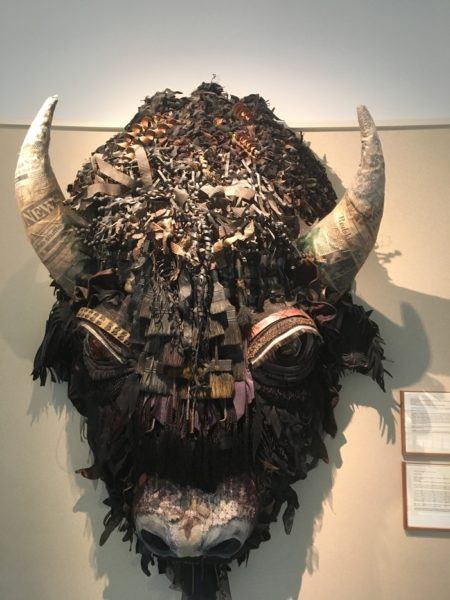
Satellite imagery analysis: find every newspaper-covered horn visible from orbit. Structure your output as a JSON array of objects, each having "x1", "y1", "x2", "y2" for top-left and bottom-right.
[
  {"x1": 14, "y1": 96, "x2": 89, "y2": 296},
  {"x1": 298, "y1": 105, "x2": 385, "y2": 295}
]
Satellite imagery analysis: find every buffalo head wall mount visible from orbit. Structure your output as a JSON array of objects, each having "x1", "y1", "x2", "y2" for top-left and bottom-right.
[{"x1": 15, "y1": 83, "x2": 387, "y2": 599}]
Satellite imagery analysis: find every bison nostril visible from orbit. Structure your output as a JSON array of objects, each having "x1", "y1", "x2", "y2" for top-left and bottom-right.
[
  {"x1": 207, "y1": 537, "x2": 242, "y2": 558},
  {"x1": 140, "y1": 530, "x2": 172, "y2": 555}
]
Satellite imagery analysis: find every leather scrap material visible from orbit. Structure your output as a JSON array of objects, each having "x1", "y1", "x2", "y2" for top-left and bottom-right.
[
  {"x1": 133, "y1": 144, "x2": 154, "y2": 187},
  {"x1": 94, "y1": 154, "x2": 135, "y2": 187},
  {"x1": 85, "y1": 182, "x2": 123, "y2": 198}
]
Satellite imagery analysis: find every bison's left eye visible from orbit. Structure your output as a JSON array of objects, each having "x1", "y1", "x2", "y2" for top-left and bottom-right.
[{"x1": 248, "y1": 308, "x2": 322, "y2": 385}]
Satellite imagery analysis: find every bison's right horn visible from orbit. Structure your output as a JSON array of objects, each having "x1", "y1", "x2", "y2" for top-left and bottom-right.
[{"x1": 15, "y1": 96, "x2": 90, "y2": 297}]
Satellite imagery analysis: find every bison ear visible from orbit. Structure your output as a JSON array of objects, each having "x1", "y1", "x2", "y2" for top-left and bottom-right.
[
  {"x1": 32, "y1": 300, "x2": 74, "y2": 386},
  {"x1": 298, "y1": 106, "x2": 385, "y2": 295},
  {"x1": 15, "y1": 96, "x2": 91, "y2": 296}
]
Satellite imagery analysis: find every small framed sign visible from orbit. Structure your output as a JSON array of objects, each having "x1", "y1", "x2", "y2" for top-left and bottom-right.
[
  {"x1": 401, "y1": 391, "x2": 450, "y2": 456},
  {"x1": 403, "y1": 462, "x2": 450, "y2": 531}
]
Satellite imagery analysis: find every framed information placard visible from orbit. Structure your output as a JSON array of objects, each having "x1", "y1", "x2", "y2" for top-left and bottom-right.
[
  {"x1": 402, "y1": 462, "x2": 450, "y2": 531},
  {"x1": 401, "y1": 390, "x2": 450, "y2": 456}
]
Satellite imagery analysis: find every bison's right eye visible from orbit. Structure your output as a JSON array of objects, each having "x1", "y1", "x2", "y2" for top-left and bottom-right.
[
  {"x1": 248, "y1": 308, "x2": 322, "y2": 385},
  {"x1": 76, "y1": 306, "x2": 131, "y2": 370},
  {"x1": 81, "y1": 331, "x2": 128, "y2": 381},
  {"x1": 86, "y1": 333, "x2": 115, "y2": 362}
]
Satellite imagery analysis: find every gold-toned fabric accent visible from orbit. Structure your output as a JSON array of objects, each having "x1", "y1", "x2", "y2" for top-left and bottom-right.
[{"x1": 76, "y1": 307, "x2": 131, "y2": 346}]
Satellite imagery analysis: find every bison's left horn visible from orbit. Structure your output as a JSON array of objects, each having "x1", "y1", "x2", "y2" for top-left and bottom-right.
[
  {"x1": 298, "y1": 105, "x2": 385, "y2": 295},
  {"x1": 15, "y1": 96, "x2": 89, "y2": 296}
]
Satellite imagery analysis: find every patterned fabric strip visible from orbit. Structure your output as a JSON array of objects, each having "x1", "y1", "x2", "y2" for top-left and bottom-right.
[{"x1": 76, "y1": 307, "x2": 131, "y2": 346}]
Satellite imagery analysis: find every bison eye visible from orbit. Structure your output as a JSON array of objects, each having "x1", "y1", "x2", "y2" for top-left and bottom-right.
[
  {"x1": 76, "y1": 307, "x2": 130, "y2": 365},
  {"x1": 86, "y1": 334, "x2": 114, "y2": 362},
  {"x1": 81, "y1": 331, "x2": 127, "y2": 381},
  {"x1": 83, "y1": 324, "x2": 126, "y2": 366},
  {"x1": 248, "y1": 308, "x2": 322, "y2": 385}
]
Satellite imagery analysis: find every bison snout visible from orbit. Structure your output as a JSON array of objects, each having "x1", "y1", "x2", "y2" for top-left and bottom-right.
[{"x1": 133, "y1": 475, "x2": 258, "y2": 559}]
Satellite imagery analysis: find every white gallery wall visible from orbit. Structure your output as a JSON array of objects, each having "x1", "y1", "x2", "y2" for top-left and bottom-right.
[{"x1": 0, "y1": 0, "x2": 449, "y2": 127}]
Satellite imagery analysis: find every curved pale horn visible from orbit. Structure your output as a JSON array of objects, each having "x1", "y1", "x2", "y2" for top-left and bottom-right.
[
  {"x1": 15, "y1": 96, "x2": 89, "y2": 296},
  {"x1": 299, "y1": 105, "x2": 385, "y2": 295}
]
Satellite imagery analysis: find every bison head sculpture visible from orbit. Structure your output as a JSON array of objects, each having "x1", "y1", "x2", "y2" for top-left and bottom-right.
[{"x1": 15, "y1": 83, "x2": 386, "y2": 599}]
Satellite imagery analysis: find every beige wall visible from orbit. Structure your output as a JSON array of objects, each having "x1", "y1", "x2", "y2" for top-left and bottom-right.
[{"x1": 1, "y1": 124, "x2": 449, "y2": 600}]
